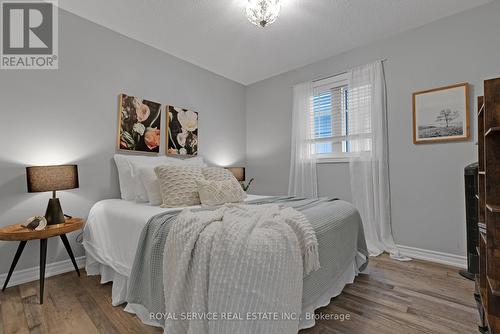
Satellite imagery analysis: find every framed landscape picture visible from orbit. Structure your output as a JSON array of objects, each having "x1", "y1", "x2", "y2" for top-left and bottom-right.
[
  {"x1": 166, "y1": 106, "x2": 198, "y2": 156},
  {"x1": 413, "y1": 83, "x2": 470, "y2": 144},
  {"x1": 118, "y1": 94, "x2": 162, "y2": 153}
]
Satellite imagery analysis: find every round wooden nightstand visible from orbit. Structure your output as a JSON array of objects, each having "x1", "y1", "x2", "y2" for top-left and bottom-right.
[{"x1": 0, "y1": 218, "x2": 84, "y2": 304}]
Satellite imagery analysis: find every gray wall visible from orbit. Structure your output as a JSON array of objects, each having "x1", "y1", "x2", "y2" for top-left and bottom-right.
[
  {"x1": 2, "y1": 2, "x2": 499, "y2": 278},
  {"x1": 246, "y1": 1, "x2": 500, "y2": 256},
  {"x1": 0, "y1": 9, "x2": 246, "y2": 276}
]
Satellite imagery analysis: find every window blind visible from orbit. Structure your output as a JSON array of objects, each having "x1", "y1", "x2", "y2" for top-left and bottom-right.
[
  {"x1": 347, "y1": 83, "x2": 372, "y2": 152},
  {"x1": 310, "y1": 75, "x2": 373, "y2": 157},
  {"x1": 311, "y1": 84, "x2": 349, "y2": 155}
]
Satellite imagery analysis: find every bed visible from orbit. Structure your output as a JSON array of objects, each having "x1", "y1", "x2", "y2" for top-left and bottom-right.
[{"x1": 83, "y1": 195, "x2": 367, "y2": 331}]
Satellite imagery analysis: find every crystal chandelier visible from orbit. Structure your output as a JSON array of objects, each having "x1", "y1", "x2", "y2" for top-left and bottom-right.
[{"x1": 246, "y1": 0, "x2": 281, "y2": 28}]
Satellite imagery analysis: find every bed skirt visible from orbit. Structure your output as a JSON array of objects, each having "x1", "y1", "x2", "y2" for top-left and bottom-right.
[{"x1": 85, "y1": 252, "x2": 366, "y2": 331}]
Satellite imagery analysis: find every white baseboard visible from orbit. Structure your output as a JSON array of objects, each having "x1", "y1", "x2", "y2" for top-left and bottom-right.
[
  {"x1": 0, "y1": 245, "x2": 466, "y2": 288},
  {"x1": 0, "y1": 256, "x2": 86, "y2": 289},
  {"x1": 397, "y1": 244, "x2": 467, "y2": 269}
]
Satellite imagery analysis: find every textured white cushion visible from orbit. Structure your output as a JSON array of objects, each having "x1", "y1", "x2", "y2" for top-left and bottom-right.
[
  {"x1": 131, "y1": 157, "x2": 208, "y2": 204},
  {"x1": 196, "y1": 179, "x2": 245, "y2": 206},
  {"x1": 155, "y1": 165, "x2": 204, "y2": 207},
  {"x1": 201, "y1": 167, "x2": 235, "y2": 181},
  {"x1": 202, "y1": 167, "x2": 247, "y2": 199}
]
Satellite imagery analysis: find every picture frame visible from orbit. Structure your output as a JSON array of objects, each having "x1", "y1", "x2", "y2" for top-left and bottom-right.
[
  {"x1": 412, "y1": 83, "x2": 470, "y2": 144},
  {"x1": 166, "y1": 105, "x2": 199, "y2": 156},
  {"x1": 117, "y1": 93, "x2": 162, "y2": 154}
]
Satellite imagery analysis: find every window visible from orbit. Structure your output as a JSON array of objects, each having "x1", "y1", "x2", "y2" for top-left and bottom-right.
[{"x1": 311, "y1": 73, "x2": 372, "y2": 161}]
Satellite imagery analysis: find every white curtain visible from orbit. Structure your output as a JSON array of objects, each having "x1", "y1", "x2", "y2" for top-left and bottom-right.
[
  {"x1": 288, "y1": 81, "x2": 318, "y2": 198},
  {"x1": 348, "y1": 61, "x2": 408, "y2": 260}
]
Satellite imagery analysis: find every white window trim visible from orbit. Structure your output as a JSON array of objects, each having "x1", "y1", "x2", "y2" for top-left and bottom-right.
[
  {"x1": 312, "y1": 73, "x2": 349, "y2": 163},
  {"x1": 315, "y1": 156, "x2": 349, "y2": 164},
  {"x1": 313, "y1": 73, "x2": 348, "y2": 94},
  {"x1": 314, "y1": 152, "x2": 359, "y2": 163}
]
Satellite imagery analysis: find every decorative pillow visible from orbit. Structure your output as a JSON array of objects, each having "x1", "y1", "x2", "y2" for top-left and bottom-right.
[
  {"x1": 137, "y1": 166, "x2": 162, "y2": 206},
  {"x1": 201, "y1": 167, "x2": 235, "y2": 181},
  {"x1": 114, "y1": 154, "x2": 177, "y2": 200},
  {"x1": 130, "y1": 157, "x2": 208, "y2": 204},
  {"x1": 196, "y1": 179, "x2": 245, "y2": 206},
  {"x1": 155, "y1": 166, "x2": 204, "y2": 207},
  {"x1": 202, "y1": 167, "x2": 247, "y2": 199}
]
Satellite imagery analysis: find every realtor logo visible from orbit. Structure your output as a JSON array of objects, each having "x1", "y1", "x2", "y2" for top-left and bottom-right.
[{"x1": 1, "y1": 0, "x2": 58, "y2": 69}]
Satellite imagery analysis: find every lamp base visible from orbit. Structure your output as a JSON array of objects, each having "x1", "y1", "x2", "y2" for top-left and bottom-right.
[{"x1": 45, "y1": 198, "x2": 65, "y2": 225}]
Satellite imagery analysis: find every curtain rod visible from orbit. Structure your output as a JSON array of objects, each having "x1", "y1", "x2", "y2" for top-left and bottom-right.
[{"x1": 312, "y1": 58, "x2": 388, "y2": 83}]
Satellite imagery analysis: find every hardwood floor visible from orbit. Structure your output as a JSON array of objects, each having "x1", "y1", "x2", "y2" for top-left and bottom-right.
[{"x1": 0, "y1": 254, "x2": 478, "y2": 334}]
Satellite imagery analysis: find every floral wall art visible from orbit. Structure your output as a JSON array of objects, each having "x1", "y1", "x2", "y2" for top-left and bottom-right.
[
  {"x1": 167, "y1": 106, "x2": 198, "y2": 156},
  {"x1": 118, "y1": 94, "x2": 162, "y2": 153}
]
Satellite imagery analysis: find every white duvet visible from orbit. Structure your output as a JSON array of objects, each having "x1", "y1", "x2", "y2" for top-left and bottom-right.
[
  {"x1": 83, "y1": 195, "x2": 269, "y2": 277},
  {"x1": 84, "y1": 196, "x2": 366, "y2": 330}
]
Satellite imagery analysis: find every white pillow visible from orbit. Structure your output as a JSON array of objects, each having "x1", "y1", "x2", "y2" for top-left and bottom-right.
[
  {"x1": 130, "y1": 163, "x2": 151, "y2": 203},
  {"x1": 137, "y1": 166, "x2": 163, "y2": 206},
  {"x1": 196, "y1": 179, "x2": 245, "y2": 206},
  {"x1": 180, "y1": 156, "x2": 207, "y2": 167},
  {"x1": 130, "y1": 157, "x2": 208, "y2": 203},
  {"x1": 114, "y1": 154, "x2": 178, "y2": 200}
]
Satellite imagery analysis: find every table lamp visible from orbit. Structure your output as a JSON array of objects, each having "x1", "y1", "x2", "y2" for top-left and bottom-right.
[
  {"x1": 226, "y1": 167, "x2": 246, "y2": 182},
  {"x1": 26, "y1": 165, "x2": 79, "y2": 225},
  {"x1": 226, "y1": 167, "x2": 254, "y2": 191}
]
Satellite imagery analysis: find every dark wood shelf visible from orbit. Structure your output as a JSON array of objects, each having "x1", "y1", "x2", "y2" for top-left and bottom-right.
[
  {"x1": 485, "y1": 127, "x2": 500, "y2": 136},
  {"x1": 478, "y1": 103, "x2": 485, "y2": 116},
  {"x1": 486, "y1": 203, "x2": 500, "y2": 213},
  {"x1": 481, "y1": 231, "x2": 487, "y2": 245},
  {"x1": 488, "y1": 276, "x2": 500, "y2": 297},
  {"x1": 476, "y1": 79, "x2": 500, "y2": 334}
]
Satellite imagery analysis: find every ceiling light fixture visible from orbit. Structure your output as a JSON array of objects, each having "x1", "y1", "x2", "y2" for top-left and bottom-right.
[{"x1": 246, "y1": 0, "x2": 281, "y2": 28}]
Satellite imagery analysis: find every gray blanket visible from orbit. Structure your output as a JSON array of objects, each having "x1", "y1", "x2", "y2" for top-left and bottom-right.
[{"x1": 127, "y1": 197, "x2": 368, "y2": 327}]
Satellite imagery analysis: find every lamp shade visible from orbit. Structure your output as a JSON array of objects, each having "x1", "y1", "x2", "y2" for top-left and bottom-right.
[
  {"x1": 26, "y1": 165, "x2": 79, "y2": 193},
  {"x1": 226, "y1": 167, "x2": 245, "y2": 182}
]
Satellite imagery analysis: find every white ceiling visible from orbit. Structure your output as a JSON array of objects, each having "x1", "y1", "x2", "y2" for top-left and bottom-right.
[{"x1": 58, "y1": 0, "x2": 491, "y2": 85}]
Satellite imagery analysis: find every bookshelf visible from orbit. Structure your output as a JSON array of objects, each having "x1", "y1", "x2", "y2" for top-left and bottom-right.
[{"x1": 477, "y1": 77, "x2": 500, "y2": 333}]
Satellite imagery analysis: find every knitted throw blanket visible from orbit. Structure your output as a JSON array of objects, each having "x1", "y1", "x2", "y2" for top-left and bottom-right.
[{"x1": 162, "y1": 204, "x2": 320, "y2": 334}]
